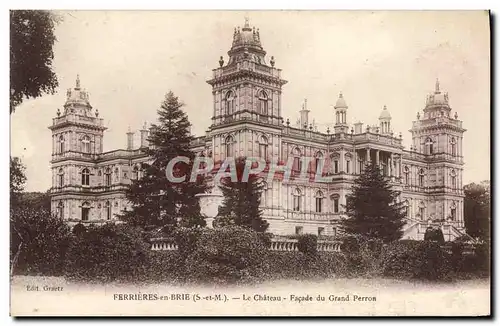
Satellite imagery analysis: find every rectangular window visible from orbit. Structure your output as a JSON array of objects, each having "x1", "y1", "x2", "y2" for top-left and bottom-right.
[
  {"x1": 332, "y1": 227, "x2": 337, "y2": 237},
  {"x1": 318, "y1": 227, "x2": 325, "y2": 236},
  {"x1": 82, "y1": 208, "x2": 90, "y2": 221},
  {"x1": 333, "y1": 198, "x2": 339, "y2": 213},
  {"x1": 293, "y1": 196, "x2": 301, "y2": 211},
  {"x1": 259, "y1": 144, "x2": 268, "y2": 160},
  {"x1": 451, "y1": 208, "x2": 457, "y2": 220},
  {"x1": 419, "y1": 207, "x2": 425, "y2": 219},
  {"x1": 295, "y1": 226, "x2": 303, "y2": 235},
  {"x1": 346, "y1": 161, "x2": 350, "y2": 174},
  {"x1": 315, "y1": 197, "x2": 323, "y2": 213},
  {"x1": 334, "y1": 161, "x2": 339, "y2": 174}
]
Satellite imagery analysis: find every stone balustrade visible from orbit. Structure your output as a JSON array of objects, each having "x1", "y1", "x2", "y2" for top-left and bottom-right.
[{"x1": 150, "y1": 236, "x2": 342, "y2": 253}]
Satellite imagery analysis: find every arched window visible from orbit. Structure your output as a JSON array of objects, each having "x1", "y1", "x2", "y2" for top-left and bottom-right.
[
  {"x1": 450, "y1": 137, "x2": 457, "y2": 156},
  {"x1": 58, "y1": 168, "x2": 64, "y2": 187},
  {"x1": 114, "y1": 167, "x2": 119, "y2": 182},
  {"x1": 225, "y1": 91, "x2": 235, "y2": 115},
  {"x1": 225, "y1": 136, "x2": 234, "y2": 159},
  {"x1": 81, "y1": 168, "x2": 90, "y2": 186},
  {"x1": 258, "y1": 90, "x2": 268, "y2": 115},
  {"x1": 259, "y1": 135, "x2": 268, "y2": 160},
  {"x1": 57, "y1": 201, "x2": 64, "y2": 218},
  {"x1": 58, "y1": 135, "x2": 65, "y2": 153},
  {"x1": 418, "y1": 169, "x2": 425, "y2": 187},
  {"x1": 293, "y1": 188, "x2": 302, "y2": 212},
  {"x1": 105, "y1": 168, "x2": 112, "y2": 186},
  {"x1": 81, "y1": 135, "x2": 91, "y2": 153},
  {"x1": 450, "y1": 169, "x2": 457, "y2": 189},
  {"x1": 425, "y1": 137, "x2": 434, "y2": 155},
  {"x1": 315, "y1": 190, "x2": 324, "y2": 213},
  {"x1": 292, "y1": 148, "x2": 302, "y2": 173},
  {"x1": 404, "y1": 166, "x2": 410, "y2": 185},
  {"x1": 105, "y1": 201, "x2": 112, "y2": 220},
  {"x1": 81, "y1": 201, "x2": 91, "y2": 221}
]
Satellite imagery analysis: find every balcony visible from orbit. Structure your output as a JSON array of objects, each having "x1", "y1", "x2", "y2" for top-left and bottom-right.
[
  {"x1": 50, "y1": 114, "x2": 105, "y2": 129},
  {"x1": 211, "y1": 60, "x2": 283, "y2": 80}
]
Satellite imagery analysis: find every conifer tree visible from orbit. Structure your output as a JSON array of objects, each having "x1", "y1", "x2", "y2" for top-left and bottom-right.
[
  {"x1": 215, "y1": 157, "x2": 269, "y2": 232},
  {"x1": 121, "y1": 91, "x2": 206, "y2": 230},
  {"x1": 341, "y1": 162, "x2": 406, "y2": 243}
]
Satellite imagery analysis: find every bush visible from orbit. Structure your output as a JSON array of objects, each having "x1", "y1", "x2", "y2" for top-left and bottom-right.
[
  {"x1": 11, "y1": 208, "x2": 71, "y2": 276},
  {"x1": 380, "y1": 240, "x2": 450, "y2": 281},
  {"x1": 296, "y1": 234, "x2": 318, "y2": 256},
  {"x1": 64, "y1": 223, "x2": 150, "y2": 282},
  {"x1": 173, "y1": 227, "x2": 201, "y2": 258},
  {"x1": 184, "y1": 226, "x2": 269, "y2": 284},
  {"x1": 72, "y1": 223, "x2": 87, "y2": 236},
  {"x1": 424, "y1": 227, "x2": 445, "y2": 243}
]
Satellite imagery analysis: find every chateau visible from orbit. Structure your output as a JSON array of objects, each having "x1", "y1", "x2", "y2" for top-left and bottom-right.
[{"x1": 49, "y1": 19, "x2": 466, "y2": 240}]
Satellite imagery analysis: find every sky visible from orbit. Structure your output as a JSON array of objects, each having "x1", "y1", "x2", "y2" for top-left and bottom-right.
[{"x1": 10, "y1": 10, "x2": 490, "y2": 192}]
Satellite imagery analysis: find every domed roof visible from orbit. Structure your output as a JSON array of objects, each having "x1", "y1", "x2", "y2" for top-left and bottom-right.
[
  {"x1": 334, "y1": 92, "x2": 347, "y2": 108},
  {"x1": 425, "y1": 79, "x2": 450, "y2": 108},
  {"x1": 379, "y1": 105, "x2": 391, "y2": 119},
  {"x1": 231, "y1": 18, "x2": 263, "y2": 50},
  {"x1": 64, "y1": 75, "x2": 91, "y2": 108}
]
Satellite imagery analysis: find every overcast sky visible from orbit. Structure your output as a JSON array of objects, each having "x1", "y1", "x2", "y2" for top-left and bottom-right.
[{"x1": 10, "y1": 10, "x2": 490, "y2": 192}]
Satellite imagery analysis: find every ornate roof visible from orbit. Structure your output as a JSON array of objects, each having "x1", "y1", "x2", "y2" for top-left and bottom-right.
[
  {"x1": 334, "y1": 92, "x2": 347, "y2": 109},
  {"x1": 379, "y1": 105, "x2": 391, "y2": 119}
]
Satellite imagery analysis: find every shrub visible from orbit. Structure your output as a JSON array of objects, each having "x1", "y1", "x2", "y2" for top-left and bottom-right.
[
  {"x1": 380, "y1": 240, "x2": 449, "y2": 281},
  {"x1": 424, "y1": 227, "x2": 445, "y2": 243},
  {"x1": 64, "y1": 223, "x2": 150, "y2": 282},
  {"x1": 72, "y1": 223, "x2": 87, "y2": 236},
  {"x1": 11, "y1": 208, "x2": 71, "y2": 276},
  {"x1": 297, "y1": 234, "x2": 318, "y2": 256},
  {"x1": 184, "y1": 226, "x2": 269, "y2": 284},
  {"x1": 173, "y1": 227, "x2": 201, "y2": 258},
  {"x1": 141, "y1": 251, "x2": 185, "y2": 283}
]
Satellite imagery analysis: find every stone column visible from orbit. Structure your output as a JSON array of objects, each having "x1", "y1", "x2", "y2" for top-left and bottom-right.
[
  {"x1": 390, "y1": 153, "x2": 394, "y2": 178},
  {"x1": 367, "y1": 147, "x2": 371, "y2": 165},
  {"x1": 376, "y1": 150, "x2": 380, "y2": 166}
]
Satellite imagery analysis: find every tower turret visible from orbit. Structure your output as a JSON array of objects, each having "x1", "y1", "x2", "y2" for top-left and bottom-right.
[{"x1": 333, "y1": 92, "x2": 348, "y2": 133}]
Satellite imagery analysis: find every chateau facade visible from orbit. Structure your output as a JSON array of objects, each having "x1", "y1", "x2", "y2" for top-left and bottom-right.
[{"x1": 49, "y1": 20, "x2": 466, "y2": 240}]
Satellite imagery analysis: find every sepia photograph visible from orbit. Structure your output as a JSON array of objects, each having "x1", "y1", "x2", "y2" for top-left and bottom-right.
[{"x1": 9, "y1": 10, "x2": 490, "y2": 316}]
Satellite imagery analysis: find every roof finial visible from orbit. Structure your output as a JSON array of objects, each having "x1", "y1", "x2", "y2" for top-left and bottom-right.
[
  {"x1": 304, "y1": 98, "x2": 308, "y2": 110},
  {"x1": 76, "y1": 74, "x2": 81, "y2": 89},
  {"x1": 435, "y1": 78, "x2": 440, "y2": 93},
  {"x1": 383, "y1": 104, "x2": 387, "y2": 110},
  {"x1": 339, "y1": 91, "x2": 343, "y2": 99},
  {"x1": 244, "y1": 14, "x2": 250, "y2": 28}
]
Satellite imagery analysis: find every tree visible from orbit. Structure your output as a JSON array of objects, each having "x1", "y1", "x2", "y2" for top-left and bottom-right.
[
  {"x1": 464, "y1": 181, "x2": 490, "y2": 241},
  {"x1": 10, "y1": 157, "x2": 27, "y2": 208},
  {"x1": 121, "y1": 91, "x2": 206, "y2": 230},
  {"x1": 10, "y1": 10, "x2": 60, "y2": 113},
  {"x1": 216, "y1": 157, "x2": 269, "y2": 232},
  {"x1": 341, "y1": 162, "x2": 406, "y2": 243}
]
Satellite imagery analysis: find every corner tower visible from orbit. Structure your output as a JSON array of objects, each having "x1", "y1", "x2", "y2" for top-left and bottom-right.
[
  {"x1": 48, "y1": 75, "x2": 106, "y2": 221},
  {"x1": 409, "y1": 79, "x2": 466, "y2": 226},
  {"x1": 206, "y1": 18, "x2": 287, "y2": 161}
]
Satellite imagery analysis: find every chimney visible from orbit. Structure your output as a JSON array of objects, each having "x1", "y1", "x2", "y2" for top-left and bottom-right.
[
  {"x1": 140, "y1": 122, "x2": 149, "y2": 148},
  {"x1": 354, "y1": 122, "x2": 363, "y2": 134},
  {"x1": 299, "y1": 99, "x2": 309, "y2": 128},
  {"x1": 126, "y1": 127, "x2": 134, "y2": 150}
]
